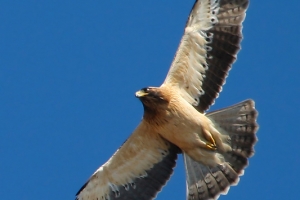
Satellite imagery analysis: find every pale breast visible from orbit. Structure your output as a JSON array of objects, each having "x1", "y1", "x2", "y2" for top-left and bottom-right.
[{"x1": 157, "y1": 96, "x2": 210, "y2": 152}]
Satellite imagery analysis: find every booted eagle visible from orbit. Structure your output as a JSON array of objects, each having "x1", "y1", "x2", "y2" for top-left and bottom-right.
[{"x1": 76, "y1": 0, "x2": 258, "y2": 199}]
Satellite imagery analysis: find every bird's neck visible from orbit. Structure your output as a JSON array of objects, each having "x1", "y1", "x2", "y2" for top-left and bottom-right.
[{"x1": 142, "y1": 104, "x2": 169, "y2": 126}]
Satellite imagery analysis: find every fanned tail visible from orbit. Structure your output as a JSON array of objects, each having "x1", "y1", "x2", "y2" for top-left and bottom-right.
[{"x1": 184, "y1": 99, "x2": 258, "y2": 199}]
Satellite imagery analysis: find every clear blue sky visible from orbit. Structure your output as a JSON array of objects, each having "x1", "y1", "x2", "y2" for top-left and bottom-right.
[{"x1": 1, "y1": 1, "x2": 299, "y2": 199}]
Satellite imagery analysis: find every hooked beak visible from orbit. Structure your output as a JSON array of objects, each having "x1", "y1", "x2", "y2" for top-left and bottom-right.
[{"x1": 135, "y1": 90, "x2": 148, "y2": 98}]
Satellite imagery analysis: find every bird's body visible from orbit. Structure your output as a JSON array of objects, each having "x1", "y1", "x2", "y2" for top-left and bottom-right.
[
  {"x1": 138, "y1": 86, "x2": 230, "y2": 167},
  {"x1": 76, "y1": 0, "x2": 258, "y2": 199}
]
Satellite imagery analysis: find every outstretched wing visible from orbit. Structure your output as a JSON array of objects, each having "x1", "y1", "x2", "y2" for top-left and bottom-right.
[
  {"x1": 75, "y1": 122, "x2": 180, "y2": 200},
  {"x1": 163, "y1": 0, "x2": 249, "y2": 113}
]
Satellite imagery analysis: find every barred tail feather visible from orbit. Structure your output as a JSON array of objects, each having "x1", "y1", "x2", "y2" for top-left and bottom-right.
[
  {"x1": 184, "y1": 155, "x2": 239, "y2": 200},
  {"x1": 208, "y1": 99, "x2": 258, "y2": 173},
  {"x1": 184, "y1": 99, "x2": 258, "y2": 199}
]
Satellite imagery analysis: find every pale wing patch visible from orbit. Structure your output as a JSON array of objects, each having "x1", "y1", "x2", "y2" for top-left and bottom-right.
[
  {"x1": 76, "y1": 122, "x2": 179, "y2": 200},
  {"x1": 163, "y1": 0, "x2": 220, "y2": 106},
  {"x1": 163, "y1": 0, "x2": 249, "y2": 112}
]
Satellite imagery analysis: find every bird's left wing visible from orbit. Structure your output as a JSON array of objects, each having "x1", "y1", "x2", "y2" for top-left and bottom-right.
[
  {"x1": 75, "y1": 122, "x2": 180, "y2": 200},
  {"x1": 163, "y1": 0, "x2": 249, "y2": 112}
]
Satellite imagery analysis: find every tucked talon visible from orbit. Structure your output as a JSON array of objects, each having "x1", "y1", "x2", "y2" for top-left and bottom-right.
[
  {"x1": 203, "y1": 129, "x2": 217, "y2": 150},
  {"x1": 205, "y1": 143, "x2": 217, "y2": 151},
  {"x1": 208, "y1": 135, "x2": 217, "y2": 148}
]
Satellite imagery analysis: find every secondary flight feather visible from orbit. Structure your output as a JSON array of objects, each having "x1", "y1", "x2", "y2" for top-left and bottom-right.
[{"x1": 76, "y1": 0, "x2": 258, "y2": 200}]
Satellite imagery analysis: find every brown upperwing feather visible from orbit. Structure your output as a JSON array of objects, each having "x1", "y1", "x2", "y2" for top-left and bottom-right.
[
  {"x1": 75, "y1": 122, "x2": 180, "y2": 200},
  {"x1": 163, "y1": 0, "x2": 249, "y2": 113}
]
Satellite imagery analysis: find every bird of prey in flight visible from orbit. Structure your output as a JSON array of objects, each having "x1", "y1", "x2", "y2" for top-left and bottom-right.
[{"x1": 75, "y1": 0, "x2": 258, "y2": 199}]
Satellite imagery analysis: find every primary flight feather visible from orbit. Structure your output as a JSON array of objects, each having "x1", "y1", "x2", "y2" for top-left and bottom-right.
[{"x1": 75, "y1": 0, "x2": 258, "y2": 200}]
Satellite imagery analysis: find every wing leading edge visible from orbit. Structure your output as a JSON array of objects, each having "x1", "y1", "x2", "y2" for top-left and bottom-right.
[
  {"x1": 163, "y1": 0, "x2": 249, "y2": 112},
  {"x1": 76, "y1": 122, "x2": 180, "y2": 200}
]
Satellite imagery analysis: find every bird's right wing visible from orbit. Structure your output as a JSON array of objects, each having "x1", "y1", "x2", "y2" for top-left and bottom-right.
[
  {"x1": 163, "y1": 0, "x2": 249, "y2": 113},
  {"x1": 75, "y1": 121, "x2": 180, "y2": 200}
]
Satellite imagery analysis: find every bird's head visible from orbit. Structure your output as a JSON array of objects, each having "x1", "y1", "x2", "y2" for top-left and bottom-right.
[{"x1": 135, "y1": 87, "x2": 169, "y2": 114}]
